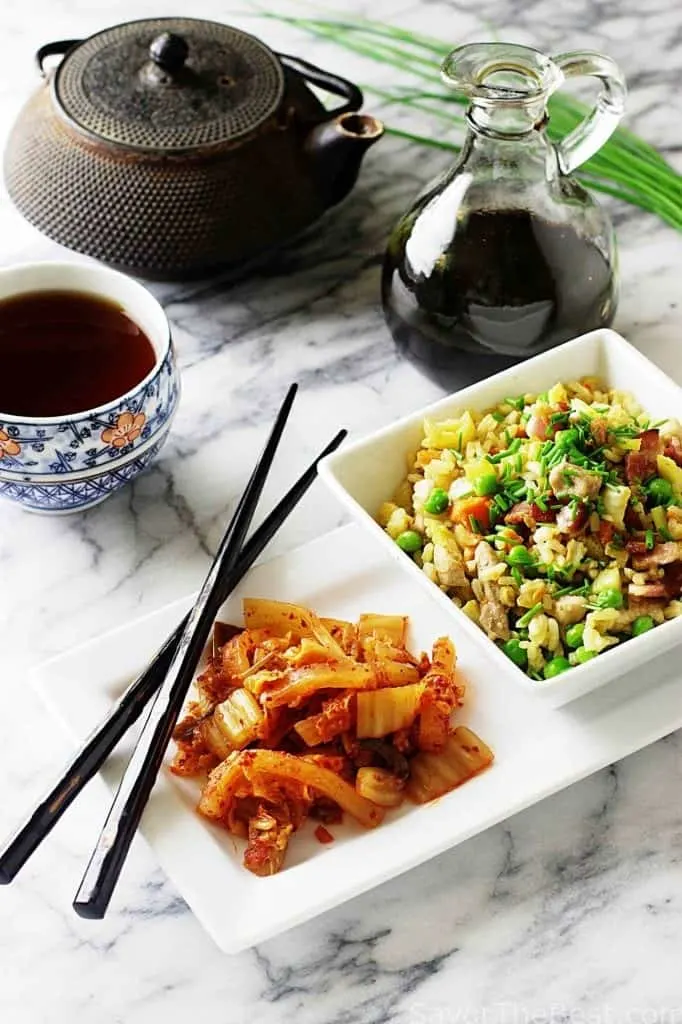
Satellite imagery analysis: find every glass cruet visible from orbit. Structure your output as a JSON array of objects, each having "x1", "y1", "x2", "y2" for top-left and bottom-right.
[{"x1": 382, "y1": 43, "x2": 627, "y2": 388}]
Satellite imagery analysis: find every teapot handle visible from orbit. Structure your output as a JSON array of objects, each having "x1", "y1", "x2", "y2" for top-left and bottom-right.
[
  {"x1": 277, "y1": 53, "x2": 363, "y2": 118},
  {"x1": 36, "y1": 39, "x2": 82, "y2": 75},
  {"x1": 552, "y1": 52, "x2": 626, "y2": 174}
]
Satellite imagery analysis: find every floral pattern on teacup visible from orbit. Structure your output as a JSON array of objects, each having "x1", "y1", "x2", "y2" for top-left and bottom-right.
[
  {"x1": 101, "y1": 411, "x2": 147, "y2": 449},
  {"x1": 0, "y1": 429, "x2": 21, "y2": 459}
]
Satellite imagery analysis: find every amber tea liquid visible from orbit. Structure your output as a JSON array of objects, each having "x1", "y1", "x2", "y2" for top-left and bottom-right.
[
  {"x1": 0, "y1": 290, "x2": 156, "y2": 417},
  {"x1": 382, "y1": 209, "x2": 616, "y2": 389}
]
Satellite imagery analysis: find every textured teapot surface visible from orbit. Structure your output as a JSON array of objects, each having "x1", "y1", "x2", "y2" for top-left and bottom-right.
[{"x1": 3, "y1": 17, "x2": 382, "y2": 278}]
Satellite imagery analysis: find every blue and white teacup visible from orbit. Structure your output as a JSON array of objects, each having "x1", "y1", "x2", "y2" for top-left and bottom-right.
[{"x1": 0, "y1": 262, "x2": 180, "y2": 514}]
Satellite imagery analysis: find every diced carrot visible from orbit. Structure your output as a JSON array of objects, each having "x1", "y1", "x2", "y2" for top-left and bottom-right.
[
  {"x1": 450, "y1": 496, "x2": 492, "y2": 532},
  {"x1": 314, "y1": 825, "x2": 335, "y2": 844}
]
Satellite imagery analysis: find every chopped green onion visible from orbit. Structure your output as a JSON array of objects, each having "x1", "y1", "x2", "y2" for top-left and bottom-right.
[
  {"x1": 511, "y1": 567, "x2": 523, "y2": 587},
  {"x1": 505, "y1": 395, "x2": 525, "y2": 411},
  {"x1": 492, "y1": 411, "x2": 505, "y2": 423},
  {"x1": 645, "y1": 529, "x2": 655, "y2": 550},
  {"x1": 516, "y1": 602, "x2": 543, "y2": 627},
  {"x1": 646, "y1": 477, "x2": 673, "y2": 506},
  {"x1": 488, "y1": 438, "x2": 522, "y2": 463},
  {"x1": 469, "y1": 515, "x2": 483, "y2": 534},
  {"x1": 660, "y1": 525, "x2": 674, "y2": 541}
]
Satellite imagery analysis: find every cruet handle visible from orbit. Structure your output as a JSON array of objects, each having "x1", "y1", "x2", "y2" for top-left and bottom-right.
[{"x1": 552, "y1": 52, "x2": 626, "y2": 174}]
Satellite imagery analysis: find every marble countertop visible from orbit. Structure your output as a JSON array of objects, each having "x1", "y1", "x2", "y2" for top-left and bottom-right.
[{"x1": 2, "y1": 0, "x2": 682, "y2": 1021}]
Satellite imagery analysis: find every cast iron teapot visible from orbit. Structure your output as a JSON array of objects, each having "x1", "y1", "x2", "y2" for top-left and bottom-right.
[{"x1": 4, "y1": 17, "x2": 384, "y2": 278}]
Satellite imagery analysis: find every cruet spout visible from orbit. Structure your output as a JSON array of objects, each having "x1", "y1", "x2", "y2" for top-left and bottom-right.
[{"x1": 306, "y1": 112, "x2": 384, "y2": 209}]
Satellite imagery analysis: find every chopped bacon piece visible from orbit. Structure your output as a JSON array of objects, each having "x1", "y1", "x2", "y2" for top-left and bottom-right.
[
  {"x1": 664, "y1": 562, "x2": 682, "y2": 597},
  {"x1": 624, "y1": 504, "x2": 646, "y2": 531},
  {"x1": 505, "y1": 501, "x2": 555, "y2": 529},
  {"x1": 598, "y1": 520, "x2": 615, "y2": 546},
  {"x1": 640, "y1": 428, "x2": 662, "y2": 452},
  {"x1": 625, "y1": 429, "x2": 660, "y2": 484},
  {"x1": 556, "y1": 502, "x2": 589, "y2": 536},
  {"x1": 626, "y1": 537, "x2": 648, "y2": 556},
  {"x1": 314, "y1": 825, "x2": 335, "y2": 844},
  {"x1": 632, "y1": 541, "x2": 682, "y2": 571}
]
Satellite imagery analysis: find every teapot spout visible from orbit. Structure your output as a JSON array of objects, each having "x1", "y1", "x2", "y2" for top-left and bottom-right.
[{"x1": 306, "y1": 112, "x2": 384, "y2": 209}]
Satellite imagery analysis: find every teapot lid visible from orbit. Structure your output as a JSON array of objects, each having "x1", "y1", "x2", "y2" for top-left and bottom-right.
[{"x1": 52, "y1": 17, "x2": 285, "y2": 151}]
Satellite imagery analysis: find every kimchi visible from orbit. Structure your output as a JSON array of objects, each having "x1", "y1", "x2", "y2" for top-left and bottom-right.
[{"x1": 171, "y1": 598, "x2": 493, "y2": 877}]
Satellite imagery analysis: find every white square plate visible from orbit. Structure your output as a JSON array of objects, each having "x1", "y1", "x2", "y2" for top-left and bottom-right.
[
  {"x1": 320, "y1": 329, "x2": 682, "y2": 706},
  {"x1": 32, "y1": 523, "x2": 682, "y2": 953}
]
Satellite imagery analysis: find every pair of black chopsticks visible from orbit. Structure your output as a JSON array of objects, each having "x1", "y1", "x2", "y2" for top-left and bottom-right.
[{"x1": 0, "y1": 384, "x2": 346, "y2": 917}]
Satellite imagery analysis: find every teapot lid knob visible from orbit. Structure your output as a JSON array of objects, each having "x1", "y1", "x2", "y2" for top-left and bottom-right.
[{"x1": 149, "y1": 32, "x2": 189, "y2": 74}]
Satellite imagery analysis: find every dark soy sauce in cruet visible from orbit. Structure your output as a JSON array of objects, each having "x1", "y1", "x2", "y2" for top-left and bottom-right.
[
  {"x1": 382, "y1": 208, "x2": 616, "y2": 389},
  {"x1": 381, "y1": 41, "x2": 625, "y2": 387}
]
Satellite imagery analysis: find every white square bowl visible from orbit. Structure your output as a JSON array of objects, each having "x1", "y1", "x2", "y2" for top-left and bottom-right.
[{"x1": 320, "y1": 329, "x2": 682, "y2": 707}]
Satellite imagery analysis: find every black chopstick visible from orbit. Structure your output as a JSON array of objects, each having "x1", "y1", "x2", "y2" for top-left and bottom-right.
[
  {"x1": 72, "y1": 384, "x2": 299, "y2": 918},
  {"x1": 0, "y1": 427, "x2": 346, "y2": 887}
]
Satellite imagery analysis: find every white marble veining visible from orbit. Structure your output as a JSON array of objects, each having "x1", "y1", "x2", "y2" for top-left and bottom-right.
[{"x1": 2, "y1": 0, "x2": 682, "y2": 1021}]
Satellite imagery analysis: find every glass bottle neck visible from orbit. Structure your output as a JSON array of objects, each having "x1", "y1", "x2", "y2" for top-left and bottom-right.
[
  {"x1": 467, "y1": 95, "x2": 548, "y2": 138},
  {"x1": 455, "y1": 102, "x2": 561, "y2": 197}
]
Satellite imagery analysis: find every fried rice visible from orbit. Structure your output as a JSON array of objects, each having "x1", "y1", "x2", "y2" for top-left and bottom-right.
[{"x1": 378, "y1": 377, "x2": 682, "y2": 681}]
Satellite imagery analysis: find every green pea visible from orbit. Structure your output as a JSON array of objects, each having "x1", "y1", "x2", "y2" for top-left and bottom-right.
[
  {"x1": 565, "y1": 623, "x2": 585, "y2": 649},
  {"x1": 396, "y1": 530, "x2": 423, "y2": 554},
  {"x1": 474, "y1": 473, "x2": 498, "y2": 497},
  {"x1": 594, "y1": 587, "x2": 624, "y2": 610},
  {"x1": 423, "y1": 488, "x2": 450, "y2": 515},
  {"x1": 543, "y1": 656, "x2": 572, "y2": 679},
  {"x1": 502, "y1": 638, "x2": 527, "y2": 668},
  {"x1": 646, "y1": 477, "x2": 674, "y2": 506},
  {"x1": 632, "y1": 615, "x2": 655, "y2": 637},
  {"x1": 507, "y1": 545, "x2": 535, "y2": 568},
  {"x1": 574, "y1": 647, "x2": 597, "y2": 665}
]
